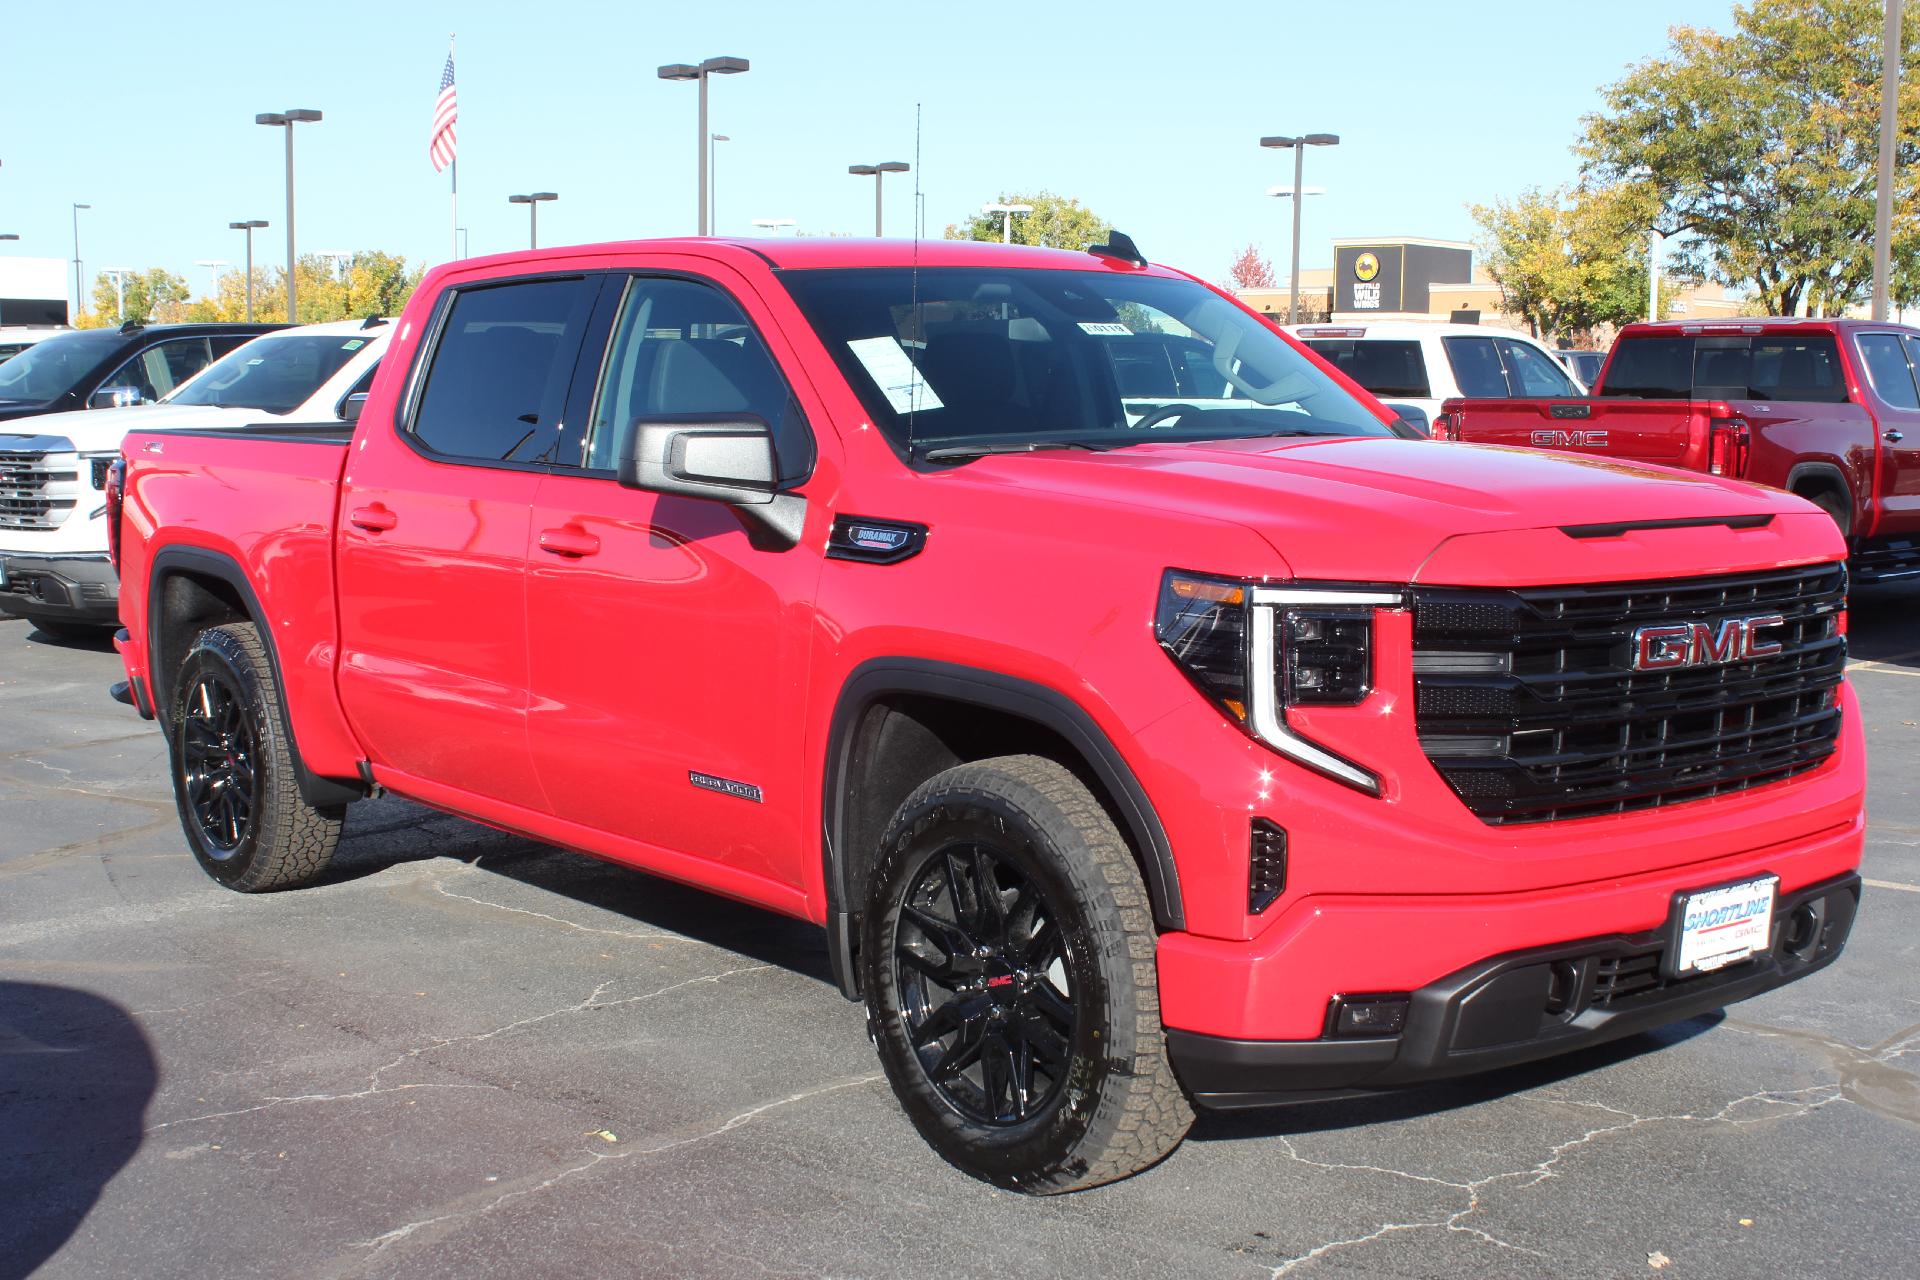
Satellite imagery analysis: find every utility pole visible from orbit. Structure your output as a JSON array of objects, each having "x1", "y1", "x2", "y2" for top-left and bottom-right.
[{"x1": 1874, "y1": 0, "x2": 1904, "y2": 320}]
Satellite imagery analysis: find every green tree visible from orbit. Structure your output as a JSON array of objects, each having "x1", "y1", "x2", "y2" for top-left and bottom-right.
[
  {"x1": 1472, "y1": 184, "x2": 1682, "y2": 340},
  {"x1": 1580, "y1": 0, "x2": 1920, "y2": 315},
  {"x1": 79, "y1": 268, "x2": 190, "y2": 327},
  {"x1": 945, "y1": 192, "x2": 1109, "y2": 250}
]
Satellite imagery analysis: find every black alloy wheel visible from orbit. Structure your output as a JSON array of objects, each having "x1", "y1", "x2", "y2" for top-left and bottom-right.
[
  {"x1": 893, "y1": 841, "x2": 1076, "y2": 1127},
  {"x1": 179, "y1": 671, "x2": 258, "y2": 857}
]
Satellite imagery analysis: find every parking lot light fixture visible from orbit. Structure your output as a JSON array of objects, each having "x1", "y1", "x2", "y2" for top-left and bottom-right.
[
  {"x1": 849, "y1": 162, "x2": 910, "y2": 237},
  {"x1": 752, "y1": 218, "x2": 796, "y2": 235},
  {"x1": 71, "y1": 203, "x2": 90, "y2": 321},
  {"x1": 256, "y1": 109, "x2": 322, "y2": 322},
  {"x1": 982, "y1": 202, "x2": 1034, "y2": 244},
  {"x1": 228, "y1": 220, "x2": 269, "y2": 322},
  {"x1": 658, "y1": 57, "x2": 749, "y2": 235},
  {"x1": 1261, "y1": 133, "x2": 1340, "y2": 324},
  {"x1": 508, "y1": 192, "x2": 558, "y2": 249},
  {"x1": 0, "y1": 233, "x2": 17, "y2": 242}
]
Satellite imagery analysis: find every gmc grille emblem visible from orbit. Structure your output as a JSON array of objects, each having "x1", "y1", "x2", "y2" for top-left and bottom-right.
[
  {"x1": 1632, "y1": 614, "x2": 1787, "y2": 671},
  {"x1": 1530, "y1": 429, "x2": 1610, "y2": 448}
]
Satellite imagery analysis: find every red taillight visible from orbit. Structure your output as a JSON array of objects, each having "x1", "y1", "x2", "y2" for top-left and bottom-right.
[
  {"x1": 1708, "y1": 417, "x2": 1750, "y2": 477},
  {"x1": 105, "y1": 457, "x2": 126, "y2": 570},
  {"x1": 1432, "y1": 412, "x2": 1457, "y2": 441}
]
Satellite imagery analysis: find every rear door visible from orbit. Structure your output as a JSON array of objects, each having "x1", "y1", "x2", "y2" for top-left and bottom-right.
[
  {"x1": 1858, "y1": 333, "x2": 1920, "y2": 535},
  {"x1": 522, "y1": 265, "x2": 826, "y2": 896},
  {"x1": 335, "y1": 273, "x2": 599, "y2": 801},
  {"x1": 1720, "y1": 332, "x2": 1869, "y2": 496}
]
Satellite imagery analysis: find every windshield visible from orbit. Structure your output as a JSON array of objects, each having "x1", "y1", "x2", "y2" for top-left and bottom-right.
[
  {"x1": 0, "y1": 329, "x2": 122, "y2": 403},
  {"x1": 780, "y1": 267, "x2": 1394, "y2": 455},
  {"x1": 165, "y1": 332, "x2": 372, "y2": 413}
]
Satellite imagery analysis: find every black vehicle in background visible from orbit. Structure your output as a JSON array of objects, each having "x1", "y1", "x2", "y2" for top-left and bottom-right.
[{"x1": 0, "y1": 322, "x2": 284, "y2": 423}]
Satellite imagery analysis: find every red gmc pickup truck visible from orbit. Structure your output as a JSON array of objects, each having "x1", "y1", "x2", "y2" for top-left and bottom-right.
[
  {"x1": 1434, "y1": 319, "x2": 1920, "y2": 582},
  {"x1": 106, "y1": 238, "x2": 1864, "y2": 1192}
]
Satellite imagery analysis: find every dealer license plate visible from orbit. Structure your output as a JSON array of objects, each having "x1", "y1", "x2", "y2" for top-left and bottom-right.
[{"x1": 1673, "y1": 876, "x2": 1777, "y2": 976}]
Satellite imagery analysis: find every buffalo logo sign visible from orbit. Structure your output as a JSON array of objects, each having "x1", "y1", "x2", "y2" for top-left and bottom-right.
[{"x1": 1353, "y1": 252, "x2": 1380, "y2": 283}]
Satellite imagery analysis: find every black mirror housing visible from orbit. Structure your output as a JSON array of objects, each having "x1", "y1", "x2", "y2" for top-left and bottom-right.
[
  {"x1": 340, "y1": 392, "x2": 370, "y2": 423},
  {"x1": 89, "y1": 385, "x2": 144, "y2": 410}
]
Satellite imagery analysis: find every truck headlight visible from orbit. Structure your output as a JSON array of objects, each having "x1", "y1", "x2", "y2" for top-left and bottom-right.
[{"x1": 1157, "y1": 571, "x2": 1400, "y2": 794}]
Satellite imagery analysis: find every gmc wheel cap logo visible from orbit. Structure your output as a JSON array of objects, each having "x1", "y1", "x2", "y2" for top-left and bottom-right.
[{"x1": 1632, "y1": 614, "x2": 1786, "y2": 671}]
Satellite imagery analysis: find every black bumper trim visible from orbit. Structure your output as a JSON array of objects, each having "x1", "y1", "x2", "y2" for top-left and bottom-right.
[
  {"x1": 1170, "y1": 872, "x2": 1860, "y2": 1110},
  {"x1": 0, "y1": 552, "x2": 118, "y2": 624}
]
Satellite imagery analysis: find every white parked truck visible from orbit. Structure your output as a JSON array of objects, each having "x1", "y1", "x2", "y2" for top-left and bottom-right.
[{"x1": 1288, "y1": 321, "x2": 1586, "y2": 434}]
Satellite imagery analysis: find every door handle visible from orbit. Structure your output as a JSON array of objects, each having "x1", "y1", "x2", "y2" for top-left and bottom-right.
[
  {"x1": 1887, "y1": 429, "x2": 1906, "y2": 443},
  {"x1": 348, "y1": 504, "x2": 398, "y2": 533},
  {"x1": 538, "y1": 526, "x2": 601, "y2": 558}
]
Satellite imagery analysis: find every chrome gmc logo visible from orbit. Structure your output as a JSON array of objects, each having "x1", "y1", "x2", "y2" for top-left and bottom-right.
[{"x1": 1632, "y1": 614, "x2": 1786, "y2": 671}]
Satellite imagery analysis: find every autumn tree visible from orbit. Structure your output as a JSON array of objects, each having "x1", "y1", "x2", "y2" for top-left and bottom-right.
[
  {"x1": 1472, "y1": 184, "x2": 1681, "y2": 340},
  {"x1": 172, "y1": 252, "x2": 427, "y2": 324},
  {"x1": 946, "y1": 192, "x2": 1109, "y2": 250},
  {"x1": 1227, "y1": 244, "x2": 1277, "y2": 289},
  {"x1": 77, "y1": 268, "x2": 190, "y2": 327},
  {"x1": 1580, "y1": 0, "x2": 1920, "y2": 314}
]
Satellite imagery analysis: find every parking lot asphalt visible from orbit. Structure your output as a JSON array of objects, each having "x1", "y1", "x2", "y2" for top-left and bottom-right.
[{"x1": 2, "y1": 588, "x2": 1916, "y2": 1280}]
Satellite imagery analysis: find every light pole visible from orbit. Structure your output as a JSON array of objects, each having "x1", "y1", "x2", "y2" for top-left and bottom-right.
[
  {"x1": 457, "y1": 226, "x2": 469, "y2": 258},
  {"x1": 508, "y1": 192, "x2": 558, "y2": 249},
  {"x1": 228, "y1": 220, "x2": 268, "y2": 322},
  {"x1": 1260, "y1": 133, "x2": 1339, "y2": 324},
  {"x1": 0, "y1": 234, "x2": 17, "y2": 242},
  {"x1": 710, "y1": 133, "x2": 729, "y2": 232},
  {"x1": 1874, "y1": 0, "x2": 1904, "y2": 319},
  {"x1": 982, "y1": 202, "x2": 1034, "y2": 244},
  {"x1": 657, "y1": 57, "x2": 749, "y2": 235},
  {"x1": 102, "y1": 267, "x2": 133, "y2": 324},
  {"x1": 752, "y1": 218, "x2": 796, "y2": 235},
  {"x1": 255, "y1": 109, "x2": 322, "y2": 322},
  {"x1": 71, "y1": 203, "x2": 90, "y2": 321},
  {"x1": 849, "y1": 162, "x2": 910, "y2": 236},
  {"x1": 194, "y1": 259, "x2": 229, "y2": 299}
]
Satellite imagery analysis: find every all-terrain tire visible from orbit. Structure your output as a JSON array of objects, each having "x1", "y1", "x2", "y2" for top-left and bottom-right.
[
  {"x1": 167, "y1": 622, "x2": 343, "y2": 892},
  {"x1": 861, "y1": 754, "x2": 1194, "y2": 1193}
]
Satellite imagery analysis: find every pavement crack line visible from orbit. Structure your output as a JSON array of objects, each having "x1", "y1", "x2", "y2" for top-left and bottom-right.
[
  {"x1": 424, "y1": 855, "x2": 707, "y2": 943},
  {"x1": 146, "y1": 964, "x2": 778, "y2": 1135},
  {"x1": 1265, "y1": 1083, "x2": 1852, "y2": 1276},
  {"x1": 343, "y1": 1072, "x2": 884, "y2": 1268}
]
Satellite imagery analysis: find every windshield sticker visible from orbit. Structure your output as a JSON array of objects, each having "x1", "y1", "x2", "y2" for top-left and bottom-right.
[
  {"x1": 342, "y1": 339, "x2": 366, "y2": 350},
  {"x1": 1078, "y1": 321, "x2": 1133, "y2": 337},
  {"x1": 847, "y1": 336, "x2": 944, "y2": 415},
  {"x1": 246, "y1": 358, "x2": 264, "y2": 365}
]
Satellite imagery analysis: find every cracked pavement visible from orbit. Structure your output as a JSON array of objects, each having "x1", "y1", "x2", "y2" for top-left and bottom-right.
[{"x1": 2, "y1": 585, "x2": 1917, "y2": 1280}]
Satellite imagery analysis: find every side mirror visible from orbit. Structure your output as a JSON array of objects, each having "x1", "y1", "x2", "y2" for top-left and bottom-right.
[
  {"x1": 89, "y1": 385, "x2": 144, "y2": 410},
  {"x1": 617, "y1": 414, "x2": 805, "y2": 548},
  {"x1": 340, "y1": 392, "x2": 370, "y2": 422}
]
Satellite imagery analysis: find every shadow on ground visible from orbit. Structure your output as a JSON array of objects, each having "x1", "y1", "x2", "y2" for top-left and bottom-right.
[
  {"x1": 1849, "y1": 581, "x2": 1919, "y2": 666},
  {"x1": 0, "y1": 983, "x2": 156, "y2": 1280}
]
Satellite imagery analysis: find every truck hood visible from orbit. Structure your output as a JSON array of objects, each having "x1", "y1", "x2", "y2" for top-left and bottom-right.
[
  {"x1": 0, "y1": 403, "x2": 272, "y2": 453},
  {"x1": 956, "y1": 437, "x2": 1836, "y2": 585}
]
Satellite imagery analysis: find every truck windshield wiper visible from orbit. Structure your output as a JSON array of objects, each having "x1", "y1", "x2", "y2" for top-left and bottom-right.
[{"x1": 917, "y1": 440, "x2": 1106, "y2": 463}]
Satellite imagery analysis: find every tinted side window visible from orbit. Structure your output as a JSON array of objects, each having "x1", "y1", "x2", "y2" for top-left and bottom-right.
[
  {"x1": 585, "y1": 277, "x2": 812, "y2": 481},
  {"x1": 1496, "y1": 338, "x2": 1577, "y2": 396},
  {"x1": 1598, "y1": 336, "x2": 1695, "y2": 398},
  {"x1": 1747, "y1": 335, "x2": 1848, "y2": 403},
  {"x1": 1442, "y1": 336, "x2": 1510, "y2": 398},
  {"x1": 102, "y1": 338, "x2": 215, "y2": 403},
  {"x1": 411, "y1": 278, "x2": 594, "y2": 463},
  {"x1": 1854, "y1": 335, "x2": 1918, "y2": 409},
  {"x1": 1305, "y1": 340, "x2": 1431, "y2": 398}
]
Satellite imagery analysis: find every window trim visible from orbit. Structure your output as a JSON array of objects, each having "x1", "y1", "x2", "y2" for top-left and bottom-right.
[
  {"x1": 392, "y1": 269, "x2": 601, "y2": 474},
  {"x1": 568, "y1": 269, "x2": 817, "y2": 487},
  {"x1": 1440, "y1": 334, "x2": 1513, "y2": 399},
  {"x1": 1493, "y1": 336, "x2": 1578, "y2": 398},
  {"x1": 99, "y1": 336, "x2": 217, "y2": 404}
]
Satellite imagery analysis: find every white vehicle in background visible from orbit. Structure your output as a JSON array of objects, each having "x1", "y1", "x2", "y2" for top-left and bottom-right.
[
  {"x1": 0, "y1": 318, "x2": 390, "y2": 636},
  {"x1": 0, "y1": 327, "x2": 64, "y2": 365},
  {"x1": 1288, "y1": 321, "x2": 1586, "y2": 434}
]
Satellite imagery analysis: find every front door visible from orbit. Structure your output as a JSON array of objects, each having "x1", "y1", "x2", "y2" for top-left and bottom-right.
[
  {"x1": 335, "y1": 273, "x2": 599, "y2": 801},
  {"x1": 523, "y1": 270, "x2": 826, "y2": 896}
]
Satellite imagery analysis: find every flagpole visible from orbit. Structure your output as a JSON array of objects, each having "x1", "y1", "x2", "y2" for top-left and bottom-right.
[{"x1": 449, "y1": 34, "x2": 458, "y2": 260}]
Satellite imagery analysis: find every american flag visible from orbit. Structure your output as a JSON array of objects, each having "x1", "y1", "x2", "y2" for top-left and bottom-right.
[{"x1": 430, "y1": 51, "x2": 457, "y2": 172}]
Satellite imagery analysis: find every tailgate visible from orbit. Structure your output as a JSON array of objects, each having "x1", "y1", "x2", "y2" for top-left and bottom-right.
[{"x1": 1440, "y1": 397, "x2": 1721, "y2": 470}]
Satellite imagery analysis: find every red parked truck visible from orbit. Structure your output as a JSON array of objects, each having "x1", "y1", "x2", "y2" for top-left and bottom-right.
[
  {"x1": 106, "y1": 239, "x2": 1864, "y2": 1191},
  {"x1": 1434, "y1": 318, "x2": 1920, "y2": 582}
]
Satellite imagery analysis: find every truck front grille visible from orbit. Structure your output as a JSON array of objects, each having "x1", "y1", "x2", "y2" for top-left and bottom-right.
[
  {"x1": 0, "y1": 450, "x2": 79, "y2": 530},
  {"x1": 1411, "y1": 564, "x2": 1847, "y2": 824}
]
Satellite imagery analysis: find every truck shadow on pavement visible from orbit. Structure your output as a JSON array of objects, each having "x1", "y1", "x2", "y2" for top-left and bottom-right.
[
  {"x1": 1848, "y1": 581, "x2": 1920, "y2": 667},
  {"x1": 19, "y1": 623, "x2": 118, "y2": 653},
  {"x1": 0, "y1": 982, "x2": 156, "y2": 1280},
  {"x1": 1189, "y1": 1014, "x2": 1721, "y2": 1144}
]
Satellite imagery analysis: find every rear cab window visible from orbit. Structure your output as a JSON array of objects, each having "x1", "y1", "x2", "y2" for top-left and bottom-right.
[
  {"x1": 1601, "y1": 331, "x2": 1852, "y2": 404},
  {"x1": 1441, "y1": 336, "x2": 1510, "y2": 398},
  {"x1": 1303, "y1": 339, "x2": 1430, "y2": 398}
]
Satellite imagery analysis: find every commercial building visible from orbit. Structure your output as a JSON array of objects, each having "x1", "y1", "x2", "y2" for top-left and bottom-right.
[{"x1": 0, "y1": 257, "x2": 71, "y2": 326}]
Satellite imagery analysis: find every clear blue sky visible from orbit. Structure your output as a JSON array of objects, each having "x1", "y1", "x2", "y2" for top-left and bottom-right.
[{"x1": 0, "y1": 0, "x2": 1738, "y2": 305}]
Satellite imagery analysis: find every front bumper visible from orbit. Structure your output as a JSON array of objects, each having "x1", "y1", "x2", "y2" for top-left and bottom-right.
[
  {"x1": 1169, "y1": 871, "x2": 1859, "y2": 1109},
  {"x1": 0, "y1": 551, "x2": 118, "y2": 624}
]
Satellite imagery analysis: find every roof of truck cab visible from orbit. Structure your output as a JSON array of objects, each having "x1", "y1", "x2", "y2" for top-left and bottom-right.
[
  {"x1": 1618, "y1": 317, "x2": 1920, "y2": 336},
  {"x1": 446, "y1": 237, "x2": 1184, "y2": 276}
]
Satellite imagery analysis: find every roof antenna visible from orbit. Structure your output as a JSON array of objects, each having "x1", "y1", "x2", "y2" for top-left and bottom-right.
[{"x1": 1088, "y1": 230, "x2": 1146, "y2": 267}]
